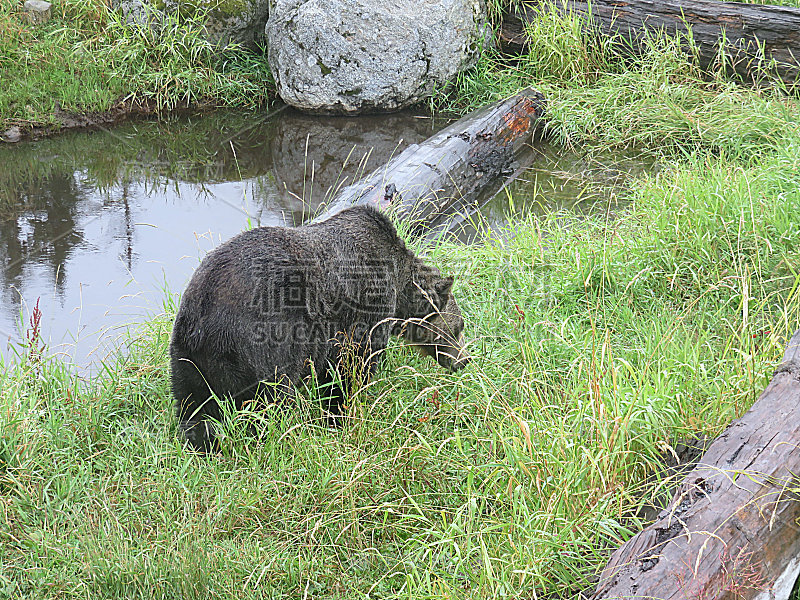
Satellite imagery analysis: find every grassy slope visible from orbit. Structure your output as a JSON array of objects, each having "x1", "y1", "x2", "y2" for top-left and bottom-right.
[
  {"x1": 3, "y1": 4, "x2": 800, "y2": 600},
  {"x1": 0, "y1": 0, "x2": 273, "y2": 131},
  {"x1": 3, "y1": 152, "x2": 800, "y2": 597}
]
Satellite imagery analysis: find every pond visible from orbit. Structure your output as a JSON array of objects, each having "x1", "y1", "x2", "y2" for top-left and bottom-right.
[{"x1": 0, "y1": 108, "x2": 655, "y2": 370}]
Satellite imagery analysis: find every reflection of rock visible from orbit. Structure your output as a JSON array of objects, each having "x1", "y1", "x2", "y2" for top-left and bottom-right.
[
  {"x1": 267, "y1": 0, "x2": 490, "y2": 113},
  {"x1": 265, "y1": 109, "x2": 437, "y2": 218}
]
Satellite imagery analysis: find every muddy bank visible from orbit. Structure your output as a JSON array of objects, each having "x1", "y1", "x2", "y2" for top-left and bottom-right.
[{"x1": 0, "y1": 97, "x2": 228, "y2": 144}]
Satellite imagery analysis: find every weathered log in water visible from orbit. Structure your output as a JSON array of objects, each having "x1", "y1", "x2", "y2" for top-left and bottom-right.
[
  {"x1": 312, "y1": 88, "x2": 546, "y2": 235},
  {"x1": 593, "y1": 330, "x2": 800, "y2": 600},
  {"x1": 503, "y1": 1, "x2": 800, "y2": 88}
]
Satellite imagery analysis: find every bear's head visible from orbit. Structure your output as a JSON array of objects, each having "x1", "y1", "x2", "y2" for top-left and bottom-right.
[{"x1": 397, "y1": 264, "x2": 470, "y2": 371}]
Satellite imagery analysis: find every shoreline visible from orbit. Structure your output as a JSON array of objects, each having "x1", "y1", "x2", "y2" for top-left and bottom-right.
[{"x1": 0, "y1": 97, "x2": 230, "y2": 143}]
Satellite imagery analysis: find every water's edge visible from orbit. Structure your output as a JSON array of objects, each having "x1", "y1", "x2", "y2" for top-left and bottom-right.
[{"x1": 0, "y1": 108, "x2": 655, "y2": 370}]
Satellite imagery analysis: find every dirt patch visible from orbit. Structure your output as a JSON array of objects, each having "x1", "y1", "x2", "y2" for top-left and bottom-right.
[{"x1": 636, "y1": 435, "x2": 713, "y2": 523}]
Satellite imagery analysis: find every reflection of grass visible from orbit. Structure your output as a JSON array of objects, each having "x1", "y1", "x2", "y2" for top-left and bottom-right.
[
  {"x1": 0, "y1": 111, "x2": 278, "y2": 216},
  {"x1": 3, "y1": 144, "x2": 800, "y2": 597},
  {"x1": 0, "y1": 0, "x2": 273, "y2": 132}
]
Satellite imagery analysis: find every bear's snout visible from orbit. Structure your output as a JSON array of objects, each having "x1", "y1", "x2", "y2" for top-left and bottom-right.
[
  {"x1": 435, "y1": 337, "x2": 471, "y2": 372},
  {"x1": 449, "y1": 348, "x2": 471, "y2": 371}
]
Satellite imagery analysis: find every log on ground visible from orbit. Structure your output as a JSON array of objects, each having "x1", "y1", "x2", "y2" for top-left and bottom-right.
[
  {"x1": 504, "y1": 1, "x2": 800, "y2": 88},
  {"x1": 312, "y1": 88, "x2": 546, "y2": 235},
  {"x1": 593, "y1": 330, "x2": 800, "y2": 600}
]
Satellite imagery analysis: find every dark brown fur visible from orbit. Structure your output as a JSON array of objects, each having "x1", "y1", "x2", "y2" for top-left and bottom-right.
[{"x1": 170, "y1": 206, "x2": 468, "y2": 452}]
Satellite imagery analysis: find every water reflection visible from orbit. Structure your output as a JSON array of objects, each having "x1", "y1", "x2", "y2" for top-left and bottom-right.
[
  {"x1": 443, "y1": 143, "x2": 657, "y2": 242},
  {"x1": 0, "y1": 108, "x2": 439, "y2": 368},
  {"x1": 0, "y1": 109, "x2": 656, "y2": 370}
]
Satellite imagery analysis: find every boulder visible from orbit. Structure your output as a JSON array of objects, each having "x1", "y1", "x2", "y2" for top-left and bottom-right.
[
  {"x1": 111, "y1": 0, "x2": 270, "y2": 48},
  {"x1": 1, "y1": 126, "x2": 23, "y2": 143},
  {"x1": 266, "y1": 0, "x2": 490, "y2": 114}
]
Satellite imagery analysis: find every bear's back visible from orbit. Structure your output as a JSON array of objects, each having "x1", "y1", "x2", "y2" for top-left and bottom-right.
[{"x1": 172, "y1": 206, "x2": 404, "y2": 355}]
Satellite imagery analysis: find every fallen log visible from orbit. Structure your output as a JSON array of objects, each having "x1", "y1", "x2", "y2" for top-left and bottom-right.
[
  {"x1": 312, "y1": 88, "x2": 546, "y2": 234},
  {"x1": 504, "y1": 1, "x2": 800, "y2": 88},
  {"x1": 593, "y1": 330, "x2": 800, "y2": 600}
]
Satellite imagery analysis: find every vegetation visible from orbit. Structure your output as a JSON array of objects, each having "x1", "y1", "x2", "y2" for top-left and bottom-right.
[
  {"x1": 3, "y1": 1, "x2": 800, "y2": 598},
  {"x1": 439, "y1": 3, "x2": 799, "y2": 159},
  {"x1": 483, "y1": 0, "x2": 800, "y2": 17},
  {"x1": 0, "y1": 0, "x2": 273, "y2": 132},
  {"x1": 3, "y1": 145, "x2": 800, "y2": 596},
  {"x1": 728, "y1": 0, "x2": 800, "y2": 6}
]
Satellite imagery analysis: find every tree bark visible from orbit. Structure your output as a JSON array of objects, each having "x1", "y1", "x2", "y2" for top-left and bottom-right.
[
  {"x1": 593, "y1": 330, "x2": 800, "y2": 600},
  {"x1": 503, "y1": 1, "x2": 800, "y2": 88},
  {"x1": 311, "y1": 88, "x2": 546, "y2": 236}
]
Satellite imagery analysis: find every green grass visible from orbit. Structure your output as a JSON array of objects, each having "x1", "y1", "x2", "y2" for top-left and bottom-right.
[
  {"x1": 3, "y1": 141, "x2": 800, "y2": 597},
  {"x1": 487, "y1": 0, "x2": 800, "y2": 12},
  {"x1": 727, "y1": 0, "x2": 800, "y2": 6},
  {"x1": 0, "y1": 0, "x2": 273, "y2": 132},
  {"x1": 437, "y1": 3, "x2": 800, "y2": 162},
  {"x1": 4, "y1": 2, "x2": 800, "y2": 598}
]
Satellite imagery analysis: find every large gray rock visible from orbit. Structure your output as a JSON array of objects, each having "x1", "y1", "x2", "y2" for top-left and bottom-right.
[
  {"x1": 266, "y1": 0, "x2": 489, "y2": 114},
  {"x1": 111, "y1": 0, "x2": 269, "y2": 48}
]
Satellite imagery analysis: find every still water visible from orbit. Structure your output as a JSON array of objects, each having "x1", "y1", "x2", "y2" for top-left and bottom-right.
[{"x1": 0, "y1": 108, "x2": 654, "y2": 370}]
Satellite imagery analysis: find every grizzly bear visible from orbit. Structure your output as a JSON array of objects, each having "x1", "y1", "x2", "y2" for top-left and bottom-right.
[{"x1": 170, "y1": 205, "x2": 469, "y2": 452}]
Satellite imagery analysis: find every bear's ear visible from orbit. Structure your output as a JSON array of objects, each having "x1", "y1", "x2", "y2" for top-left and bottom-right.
[{"x1": 435, "y1": 276, "x2": 454, "y2": 301}]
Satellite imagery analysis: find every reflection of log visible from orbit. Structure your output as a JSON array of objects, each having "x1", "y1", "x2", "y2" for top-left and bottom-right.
[
  {"x1": 312, "y1": 88, "x2": 546, "y2": 233},
  {"x1": 504, "y1": 1, "x2": 800, "y2": 87},
  {"x1": 593, "y1": 330, "x2": 800, "y2": 600},
  {"x1": 269, "y1": 109, "x2": 435, "y2": 220}
]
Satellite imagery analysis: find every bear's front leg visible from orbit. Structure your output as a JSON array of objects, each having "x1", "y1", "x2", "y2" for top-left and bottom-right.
[
  {"x1": 324, "y1": 341, "x2": 384, "y2": 426},
  {"x1": 178, "y1": 415, "x2": 217, "y2": 453}
]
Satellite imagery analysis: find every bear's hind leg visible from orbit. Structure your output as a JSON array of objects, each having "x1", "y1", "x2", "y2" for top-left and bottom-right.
[{"x1": 172, "y1": 357, "x2": 221, "y2": 453}]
